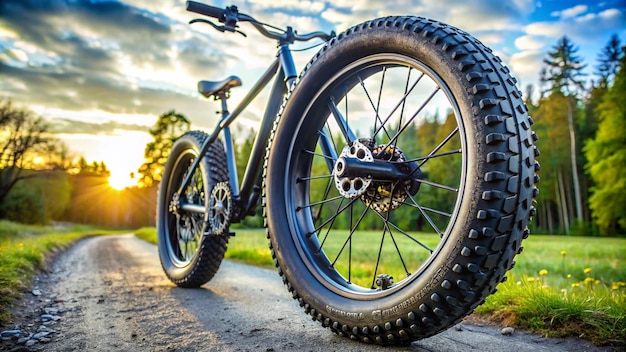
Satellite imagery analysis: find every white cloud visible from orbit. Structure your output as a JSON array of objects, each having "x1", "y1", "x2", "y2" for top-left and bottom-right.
[
  {"x1": 524, "y1": 8, "x2": 625, "y2": 43},
  {"x1": 599, "y1": 8, "x2": 622, "y2": 20},
  {"x1": 246, "y1": 0, "x2": 326, "y2": 14},
  {"x1": 514, "y1": 35, "x2": 546, "y2": 50},
  {"x1": 508, "y1": 49, "x2": 544, "y2": 89},
  {"x1": 551, "y1": 4, "x2": 587, "y2": 19}
]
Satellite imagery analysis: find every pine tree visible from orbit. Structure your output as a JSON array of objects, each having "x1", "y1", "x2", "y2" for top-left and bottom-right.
[
  {"x1": 541, "y1": 36, "x2": 587, "y2": 226},
  {"x1": 595, "y1": 34, "x2": 624, "y2": 88}
]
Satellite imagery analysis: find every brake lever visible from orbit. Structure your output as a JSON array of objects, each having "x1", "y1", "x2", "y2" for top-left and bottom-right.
[{"x1": 189, "y1": 18, "x2": 247, "y2": 37}]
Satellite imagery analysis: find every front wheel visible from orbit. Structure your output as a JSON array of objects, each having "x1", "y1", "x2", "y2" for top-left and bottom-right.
[
  {"x1": 264, "y1": 16, "x2": 539, "y2": 344},
  {"x1": 157, "y1": 131, "x2": 229, "y2": 288}
]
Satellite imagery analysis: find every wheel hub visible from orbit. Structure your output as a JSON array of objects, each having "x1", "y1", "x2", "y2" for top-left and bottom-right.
[
  {"x1": 333, "y1": 140, "x2": 374, "y2": 198},
  {"x1": 333, "y1": 140, "x2": 421, "y2": 213}
]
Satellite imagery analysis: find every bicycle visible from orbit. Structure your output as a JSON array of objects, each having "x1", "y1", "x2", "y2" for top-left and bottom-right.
[{"x1": 157, "y1": 1, "x2": 539, "y2": 345}]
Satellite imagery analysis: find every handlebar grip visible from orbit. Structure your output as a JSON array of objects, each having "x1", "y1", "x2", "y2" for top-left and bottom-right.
[{"x1": 186, "y1": 1, "x2": 224, "y2": 19}]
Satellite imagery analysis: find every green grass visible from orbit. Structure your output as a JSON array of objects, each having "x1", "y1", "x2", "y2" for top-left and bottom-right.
[
  {"x1": 134, "y1": 227, "x2": 625, "y2": 346},
  {"x1": 0, "y1": 220, "x2": 124, "y2": 324},
  {"x1": 134, "y1": 227, "x2": 275, "y2": 267},
  {"x1": 475, "y1": 235, "x2": 626, "y2": 346}
]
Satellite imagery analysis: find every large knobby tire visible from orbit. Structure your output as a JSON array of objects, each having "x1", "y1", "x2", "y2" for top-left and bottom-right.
[
  {"x1": 157, "y1": 131, "x2": 229, "y2": 288},
  {"x1": 263, "y1": 16, "x2": 539, "y2": 344}
]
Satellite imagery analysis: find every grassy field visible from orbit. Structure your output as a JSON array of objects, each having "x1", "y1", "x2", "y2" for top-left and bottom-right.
[
  {"x1": 0, "y1": 221, "x2": 125, "y2": 324},
  {"x1": 136, "y1": 226, "x2": 625, "y2": 346}
]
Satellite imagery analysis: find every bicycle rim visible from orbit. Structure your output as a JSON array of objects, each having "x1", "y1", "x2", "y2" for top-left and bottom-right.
[{"x1": 285, "y1": 53, "x2": 467, "y2": 299}]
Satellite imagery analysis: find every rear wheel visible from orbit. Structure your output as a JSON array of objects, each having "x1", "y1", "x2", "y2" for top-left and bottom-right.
[
  {"x1": 264, "y1": 16, "x2": 539, "y2": 344},
  {"x1": 157, "y1": 131, "x2": 229, "y2": 288}
]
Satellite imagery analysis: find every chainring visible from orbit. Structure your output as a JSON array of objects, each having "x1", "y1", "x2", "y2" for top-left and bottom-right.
[{"x1": 208, "y1": 182, "x2": 232, "y2": 235}]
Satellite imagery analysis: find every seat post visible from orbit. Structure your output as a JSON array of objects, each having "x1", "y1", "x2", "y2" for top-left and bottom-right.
[{"x1": 217, "y1": 92, "x2": 229, "y2": 118}]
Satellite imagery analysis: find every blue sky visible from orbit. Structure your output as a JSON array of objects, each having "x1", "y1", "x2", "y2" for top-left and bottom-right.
[{"x1": 1, "y1": 0, "x2": 625, "y2": 186}]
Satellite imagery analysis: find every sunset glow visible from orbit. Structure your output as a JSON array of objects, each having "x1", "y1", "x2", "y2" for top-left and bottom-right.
[
  {"x1": 59, "y1": 131, "x2": 151, "y2": 190},
  {"x1": 108, "y1": 171, "x2": 137, "y2": 190}
]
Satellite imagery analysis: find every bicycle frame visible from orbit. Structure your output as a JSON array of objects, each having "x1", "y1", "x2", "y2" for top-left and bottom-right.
[{"x1": 177, "y1": 42, "x2": 300, "y2": 222}]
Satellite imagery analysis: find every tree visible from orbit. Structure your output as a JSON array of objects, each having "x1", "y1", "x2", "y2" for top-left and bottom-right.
[
  {"x1": 541, "y1": 36, "x2": 587, "y2": 225},
  {"x1": 137, "y1": 110, "x2": 190, "y2": 187},
  {"x1": 584, "y1": 56, "x2": 626, "y2": 235},
  {"x1": 0, "y1": 170, "x2": 71, "y2": 224},
  {"x1": 532, "y1": 92, "x2": 574, "y2": 234},
  {"x1": 0, "y1": 100, "x2": 59, "y2": 207},
  {"x1": 595, "y1": 34, "x2": 624, "y2": 88}
]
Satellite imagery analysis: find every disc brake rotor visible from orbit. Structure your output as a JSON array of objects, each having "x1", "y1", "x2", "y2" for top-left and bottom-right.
[{"x1": 361, "y1": 144, "x2": 412, "y2": 213}]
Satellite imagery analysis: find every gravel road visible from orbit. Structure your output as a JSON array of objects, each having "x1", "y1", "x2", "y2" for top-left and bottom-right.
[{"x1": 0, "y1": 234, "x2": 617, "y2": 351}]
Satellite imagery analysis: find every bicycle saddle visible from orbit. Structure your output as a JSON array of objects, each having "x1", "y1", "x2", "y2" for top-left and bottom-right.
[{"x1": 197, "y1": 75, "x2": 242, "y2": 98}]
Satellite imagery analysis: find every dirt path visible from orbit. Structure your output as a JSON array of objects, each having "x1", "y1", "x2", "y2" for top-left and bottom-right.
[{"x1": 0, "y1": 234, "x2": 617, "y2": 351}]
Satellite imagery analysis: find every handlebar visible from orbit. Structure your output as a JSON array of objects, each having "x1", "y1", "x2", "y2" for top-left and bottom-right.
[
  {"x1": 185, "y1": 1, "x2": 334, "y2": 43},
  {"x1": 186, "y1": 1, "x2": 224, "y2": 19}
]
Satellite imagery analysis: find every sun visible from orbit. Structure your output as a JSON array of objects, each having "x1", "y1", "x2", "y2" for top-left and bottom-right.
[{"x1": 108, "y1": 171, "x2": 137, "y2": 190}]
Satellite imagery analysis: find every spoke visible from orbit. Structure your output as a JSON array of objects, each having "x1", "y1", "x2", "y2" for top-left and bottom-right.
[
  {"x1": 344, "y1": 86, "x2": 349, "y2": 131},
  {"x1": 401, "y1": 149, "x2": 461, "y2": 164},
  {"x1": 370, "y1": 208, "x2": 435, "y2": 252},
  {"x1": 416, "y1": 178, "x2": 459, "y2": 192},
  {"x1": 417, "y1": 127, "x2": 460, "y2": 169},
  {"x1": 309, "y1": 197, "x2": 359, "y2": 238},
  {"x1": 328, "y1": 97, "x2": 356, "y2": 143},
  {"x1": 387, "y1": 222, "x2": 411, "y2": 277},
  {"x1": 374, "y1": 67, "x2": 387, "y2": 134},
  {"x1": 370, "y1": 214, "x2": 388, "y2": 289},
  {"x1": 297, "y1": 195, "x2": 343, "y2": 211},
  {"x1": 297, "y1": 174, "x2": 333, "y2": 182},
  {"x1": 313, "y1": 177, "x2": 336, "y2": 222},
  {"x1": 371, "y1": 72, "x2": 424, "y2": 141},
  {"x1": 359, "y1": 74, "x2": 392, "y2": 141},
  {"x1": 398, "y1": 67, "x2": 412, "y2": 133},
  {"x1": 330, "y1": 202, "x2": 371, "y2": 268},
  {"x1": 404, "y1": 189, "x2": 444, "y2": 237},
  {"x1": 391, "y1": 67, "x2": 413, "y2": 153},
  {"x1": 348, "y1": 202, "x2": 354, "y2": 283},
  {"x1": 387, "y1": 87, "x2": 441, "y2": 148},
  {"x1": 317, "y1": 198, "x2": 346, "y2": 249},
  {"x1": 401, "y1": 201, "x2": 452, "y2": 218},
  {"x1": 303, "y1": 148, "x2": 335, "y2": 162}
]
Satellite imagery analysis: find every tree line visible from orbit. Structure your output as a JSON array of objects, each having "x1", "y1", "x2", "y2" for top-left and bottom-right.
[
  {"x1": 0, "y1": 34, "x2": 624, "y2": 235},
  {"x1": 528, "y1": 34, "x2": 625, "y2": 236}
]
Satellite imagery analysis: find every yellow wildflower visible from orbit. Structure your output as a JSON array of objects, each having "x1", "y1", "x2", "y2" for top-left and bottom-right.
[
  {"x1": 527, "y1": 277, "x2": 535, "y2": 283},
  {"x1": 560, "y1": 250, "x2": 567, "y2": 256},
  {"x1": 567, "y1": 274, "x2": 572, "y2": 279},
  {"x1": 583, "y1": 267, "x2": 592, "y2": 274},
  {"x1": 612, "y1": 283, "x2": 620, "y2": 290},
  {"x1": 539, "y1": 269, "x2": 548, "y2": 276},
  {"x1": 571, "y1": 283, "x2": 580, "y2": 288},
  {"x1": 595, "y1": 280, "x2": 601, "y2": 285},
  {"x1": 584, "y1": 277, "x2": 594, "y2": 284}
]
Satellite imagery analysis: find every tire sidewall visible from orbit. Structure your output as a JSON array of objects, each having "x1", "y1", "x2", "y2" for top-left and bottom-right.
[{"x1": 266, "y1": 23, "x2": 491, "y2": 327}]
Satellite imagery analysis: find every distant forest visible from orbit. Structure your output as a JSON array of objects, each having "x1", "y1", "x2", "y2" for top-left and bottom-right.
[{"x1": 1, "y1": 34, "x2": 625, "y2": 236}]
